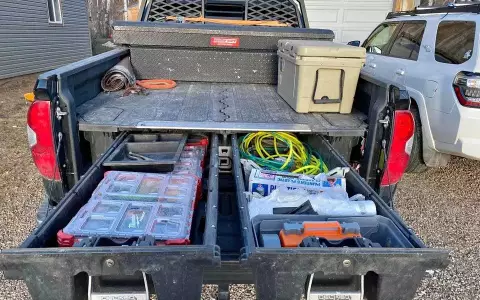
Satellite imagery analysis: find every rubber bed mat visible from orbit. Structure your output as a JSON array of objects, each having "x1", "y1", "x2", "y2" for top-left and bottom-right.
[{"x1": 77, "y1": 82, "x2": 367, "y2": 136}]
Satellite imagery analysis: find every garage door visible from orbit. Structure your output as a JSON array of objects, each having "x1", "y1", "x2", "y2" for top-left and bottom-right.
[{"x1": 304, "y1": 0, "x2": 393, "y2": 43}]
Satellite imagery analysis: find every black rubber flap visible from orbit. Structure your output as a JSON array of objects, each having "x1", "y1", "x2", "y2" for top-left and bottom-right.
[{"x1": 112, "y1": 21, "x2": 335, "y2": 50}]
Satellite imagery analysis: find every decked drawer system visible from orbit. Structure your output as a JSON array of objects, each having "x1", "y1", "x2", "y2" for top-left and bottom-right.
[{"x1": 0, "y1": 131, "x2": 448, "y2": 300}]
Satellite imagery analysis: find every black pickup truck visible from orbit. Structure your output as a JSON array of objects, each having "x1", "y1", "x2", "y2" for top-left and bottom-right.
[{"x1": 0, "y1": 1, "x2": 449, "y2": 299}]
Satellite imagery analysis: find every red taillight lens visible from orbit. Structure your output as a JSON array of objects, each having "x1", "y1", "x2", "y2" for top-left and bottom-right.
[
  {"x1": 381, "y1": 110, "x2": 415, "y2": 186},
  {"x1": 27, "y1": 100, "x2": 60, "y2": 180},
  {"x1": 453, "y1": 72, "x2": 480, "y2": 108}
]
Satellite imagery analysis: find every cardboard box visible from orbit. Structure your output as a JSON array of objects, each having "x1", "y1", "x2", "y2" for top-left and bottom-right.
[{"x1": 248, "y1": 169, "x2": 346, "y2": 197}]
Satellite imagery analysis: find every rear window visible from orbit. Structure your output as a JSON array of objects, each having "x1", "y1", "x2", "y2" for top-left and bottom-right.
[{"x1": 435, "y1": 21, "x2": 476, "y2": 64}]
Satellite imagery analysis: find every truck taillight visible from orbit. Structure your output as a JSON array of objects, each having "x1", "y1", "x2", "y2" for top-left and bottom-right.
[
  {"x1": 453, "y1": 71, "x2": 480, "y2": 108},
  {"x1": 27, "y1": 100, "x2": 60, "y2": 180},
  {"x1": 381, "y1": 110, "x2": 415, "y2": 186}
]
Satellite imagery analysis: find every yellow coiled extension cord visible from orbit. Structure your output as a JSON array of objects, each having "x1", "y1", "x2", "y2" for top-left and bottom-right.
[{"x1": 239, "y1": 132, "x2": 328, "y2": 175}]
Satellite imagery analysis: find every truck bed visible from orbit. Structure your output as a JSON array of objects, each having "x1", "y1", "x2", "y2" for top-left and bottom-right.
[{"x1": 77, "y1": 82, "x2": 367, "y2": 136}]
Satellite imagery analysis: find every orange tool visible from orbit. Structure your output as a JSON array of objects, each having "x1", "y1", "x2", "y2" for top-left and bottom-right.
[{"x1": 279, "y1": 221, "x2": 361, "y2": 247}]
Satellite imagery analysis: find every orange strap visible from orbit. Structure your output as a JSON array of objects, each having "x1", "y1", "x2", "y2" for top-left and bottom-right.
[{"x1": 136, "y1": 79, "x2": 177, "y2": 90}]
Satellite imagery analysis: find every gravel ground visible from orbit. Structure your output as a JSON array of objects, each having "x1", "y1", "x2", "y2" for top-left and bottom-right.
[{"x1": 0, "y1": 75, "x2": 479, "y2": 300}]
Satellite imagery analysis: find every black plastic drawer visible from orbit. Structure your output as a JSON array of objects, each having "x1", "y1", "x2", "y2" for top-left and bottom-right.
[
  {"x1": 231, "y1": 134, "x2": 449, "y2": 300},
  {"x1": 0, "y1": 133, "x2": 220, "y2": 300}
]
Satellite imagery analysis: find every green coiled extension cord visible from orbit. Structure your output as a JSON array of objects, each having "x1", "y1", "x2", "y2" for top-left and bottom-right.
[{"x1": 239, "y1": 132, "x2": 328, "y2": 175}]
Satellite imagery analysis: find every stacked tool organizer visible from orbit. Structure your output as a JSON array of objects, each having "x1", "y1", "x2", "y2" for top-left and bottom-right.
[
  {"x1": 253, "y1": 216, "x2": 413, "y2": 249},
  {"x1": 57, "y1": 134, "x2": 209, "y2": 247},
  {"x1": 112, "y1": 21, "x2": 335, "y2": 84}
]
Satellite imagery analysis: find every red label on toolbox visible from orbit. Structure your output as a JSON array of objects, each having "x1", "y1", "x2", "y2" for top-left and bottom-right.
[{"x1": 210, "y1": 37, "x2": 240, "y2": 48}]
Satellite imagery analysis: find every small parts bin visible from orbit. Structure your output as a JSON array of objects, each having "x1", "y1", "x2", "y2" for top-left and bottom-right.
[
  {"x1": 91, "y1": 171, "x2": 197, "y2": 204},
  {"x1": 103, "y1": 133, "x2": 187, "y2": 172},
  {"x1": 60, "y1": 171, "x2": 197, "y2": 243},
  {"x1": 277, "y1": 40, "x2": 366, "y2": 114}
]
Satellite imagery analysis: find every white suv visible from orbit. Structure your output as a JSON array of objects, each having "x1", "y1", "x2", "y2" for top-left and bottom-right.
[{"x1": 357, "y1": 5, "x2": 480, "y2": 171}]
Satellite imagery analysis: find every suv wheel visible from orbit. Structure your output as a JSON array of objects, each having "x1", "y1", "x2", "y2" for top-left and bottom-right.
[{"x1": 406, "y1": 106, "x2": 428, "y2": 173}]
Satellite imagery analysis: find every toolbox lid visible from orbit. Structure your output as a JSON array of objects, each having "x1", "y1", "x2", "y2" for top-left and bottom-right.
[
  {"x1": 112, "y1": 21, "x2": 335, "y2": 50},
  {"x1": 278, "y1": 40, "x2": 366, "y2": 58}
]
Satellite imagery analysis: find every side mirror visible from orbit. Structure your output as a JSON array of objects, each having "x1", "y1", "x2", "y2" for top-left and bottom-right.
[{"x1": 347, "y1": 40, "x2": 361, "y2": 47}]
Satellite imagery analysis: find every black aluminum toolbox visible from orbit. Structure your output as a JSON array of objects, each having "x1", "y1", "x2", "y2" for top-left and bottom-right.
[
  {"x1": 231, "y1": 134, "x2": 449, "y2": 300},
  {"x1": 112, "y1": 22, "x2": 334, "y2": 50},
  {"x1": 112, "y1": 22, "x2": 334, "y2": 83},
  {"x1": 0, "y1": 133, "x2": 221, "y2": 300}
]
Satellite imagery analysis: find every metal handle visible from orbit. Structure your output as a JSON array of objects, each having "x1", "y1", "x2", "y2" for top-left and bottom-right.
[
  {"x1": 88, "y1": 273, "x2": 149, "y2": 300},
  {"x1": 368, "y1": 63, "x2": 376, "y2": 69},
  {"x1": 306, "y1": 274, "x2": 364, "y2": 300},
  {"x1": 396, "y1": 69, "x2": 405, "y2": 76}
]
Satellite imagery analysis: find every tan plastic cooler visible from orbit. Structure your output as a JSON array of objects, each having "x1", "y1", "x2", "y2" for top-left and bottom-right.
[{"x1": 277, "y1": 40, "x2": 366, "y2": 114}]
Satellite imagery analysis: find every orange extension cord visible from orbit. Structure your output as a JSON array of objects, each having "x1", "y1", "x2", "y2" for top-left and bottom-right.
[{"x1": 136, "y1": 79, "x2": 177, "y2": 90}]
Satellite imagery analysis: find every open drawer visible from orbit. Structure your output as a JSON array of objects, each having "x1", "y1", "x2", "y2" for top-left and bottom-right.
[
  {"x1": 0, "y1": 133, "x2": 220, "y2": 300},
  {"x1": 230, "y1": 134, "x2": 449, "y2": 300}
]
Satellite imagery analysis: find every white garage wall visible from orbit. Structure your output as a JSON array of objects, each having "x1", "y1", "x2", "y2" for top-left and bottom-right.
[{"x1": 304, "y1": 0, "x2": 394, "y2": 43}]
